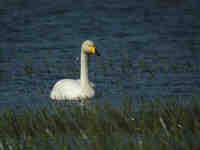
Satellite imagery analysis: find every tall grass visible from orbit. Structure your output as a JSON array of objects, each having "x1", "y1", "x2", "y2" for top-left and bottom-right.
[{"x1": 0, "y1": 98, "x2": 200, "y2": 149}]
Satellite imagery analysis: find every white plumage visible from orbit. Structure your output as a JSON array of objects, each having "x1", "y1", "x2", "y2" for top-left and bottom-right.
[{"x1": 50, "y1": 40, "x2": 100, "y2": 100}]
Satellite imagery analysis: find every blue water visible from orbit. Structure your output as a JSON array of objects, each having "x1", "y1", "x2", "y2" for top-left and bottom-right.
[{"x1": 0, "y1": 0, "x2": 199, "y2": 109}]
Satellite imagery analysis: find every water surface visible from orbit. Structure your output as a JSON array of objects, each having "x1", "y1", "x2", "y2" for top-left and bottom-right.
[{"x1": 0, "y1": 0, "x2": 199, "y2": 109}]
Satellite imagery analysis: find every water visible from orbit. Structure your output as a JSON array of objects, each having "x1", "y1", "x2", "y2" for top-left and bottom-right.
[{"x1": 0, "y1": 0, "x2": 199, "y2": 109}]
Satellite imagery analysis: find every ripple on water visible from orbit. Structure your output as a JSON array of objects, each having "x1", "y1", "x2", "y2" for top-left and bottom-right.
[{"x1": 0, "y1": 0, "x2": 199, "y2": 108}]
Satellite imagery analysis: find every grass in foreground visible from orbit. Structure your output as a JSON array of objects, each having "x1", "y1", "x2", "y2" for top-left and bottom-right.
[{"x1": 0, "y1": 99, "x2": 200, "y2": 150}]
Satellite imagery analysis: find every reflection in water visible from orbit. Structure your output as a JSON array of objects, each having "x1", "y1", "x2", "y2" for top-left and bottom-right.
[{"x1": 52, "y1": 99, "x2": 94, "y2": 112}]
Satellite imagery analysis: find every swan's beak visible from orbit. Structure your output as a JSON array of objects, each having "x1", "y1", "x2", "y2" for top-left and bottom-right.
[{"x1": 90, "y1": 46, "x2": 100, "y2": 56}]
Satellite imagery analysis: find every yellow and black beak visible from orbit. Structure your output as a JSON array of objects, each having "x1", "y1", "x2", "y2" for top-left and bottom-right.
[{"x1": 90, "y1": 46, "x2": 100, "y2": 56}]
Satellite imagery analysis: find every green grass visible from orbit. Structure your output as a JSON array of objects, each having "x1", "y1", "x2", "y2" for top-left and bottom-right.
[{"x1": 0, "y1": 98, "x2": 200, "y2": 150}]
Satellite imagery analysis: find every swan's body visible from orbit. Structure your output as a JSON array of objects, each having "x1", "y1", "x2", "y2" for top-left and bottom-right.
[
  {"x1": 50, "y1": 40, "x2": 100, "y2": 100},
  {"x1": 50, "y1": 79, "x2": 95, "y2": 100}
]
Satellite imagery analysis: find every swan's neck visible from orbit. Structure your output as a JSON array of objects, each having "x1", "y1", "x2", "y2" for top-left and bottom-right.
[{"x1": 80, "y1": 49, "x2": 89, "y2": 88}]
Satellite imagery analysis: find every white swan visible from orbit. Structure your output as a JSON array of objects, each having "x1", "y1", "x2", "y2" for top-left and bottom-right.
[{"x1": 50, "y1": 40, "x2": 100, "y2": 100}]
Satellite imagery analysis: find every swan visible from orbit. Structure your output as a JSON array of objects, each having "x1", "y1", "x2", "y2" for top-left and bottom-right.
[{"x1": 50, "y1": 40, "x2": 100, "y2": 100}]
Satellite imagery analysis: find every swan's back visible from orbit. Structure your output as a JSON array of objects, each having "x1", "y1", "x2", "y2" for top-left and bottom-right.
[{"x1": 50, "y1": 79, "x2": 95, "y2": 100}]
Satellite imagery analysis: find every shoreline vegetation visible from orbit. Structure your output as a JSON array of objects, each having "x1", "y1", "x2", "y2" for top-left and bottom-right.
[{"x1": 0, "y1": 97, "x2": 199, "y2": 150}]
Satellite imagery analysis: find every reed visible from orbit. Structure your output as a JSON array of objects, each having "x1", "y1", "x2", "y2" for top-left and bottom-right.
[{"x1": 0, "y1": 98, "x2": 199, "y2": 149}]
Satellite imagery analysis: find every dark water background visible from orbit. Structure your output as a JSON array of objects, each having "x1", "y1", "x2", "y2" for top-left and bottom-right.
[{"x1": 0, "y1": 0, "x2": 199, "y2": 109}]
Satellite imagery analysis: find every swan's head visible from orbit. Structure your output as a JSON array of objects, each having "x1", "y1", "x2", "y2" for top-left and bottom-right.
[{"x1": 81, "y1": 40, "x2": 100, "y2": 56}]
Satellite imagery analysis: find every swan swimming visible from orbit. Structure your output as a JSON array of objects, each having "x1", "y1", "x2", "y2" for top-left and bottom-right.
[{"x1": 50, "y1": 40, "x2": 100, "y2": 100}]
